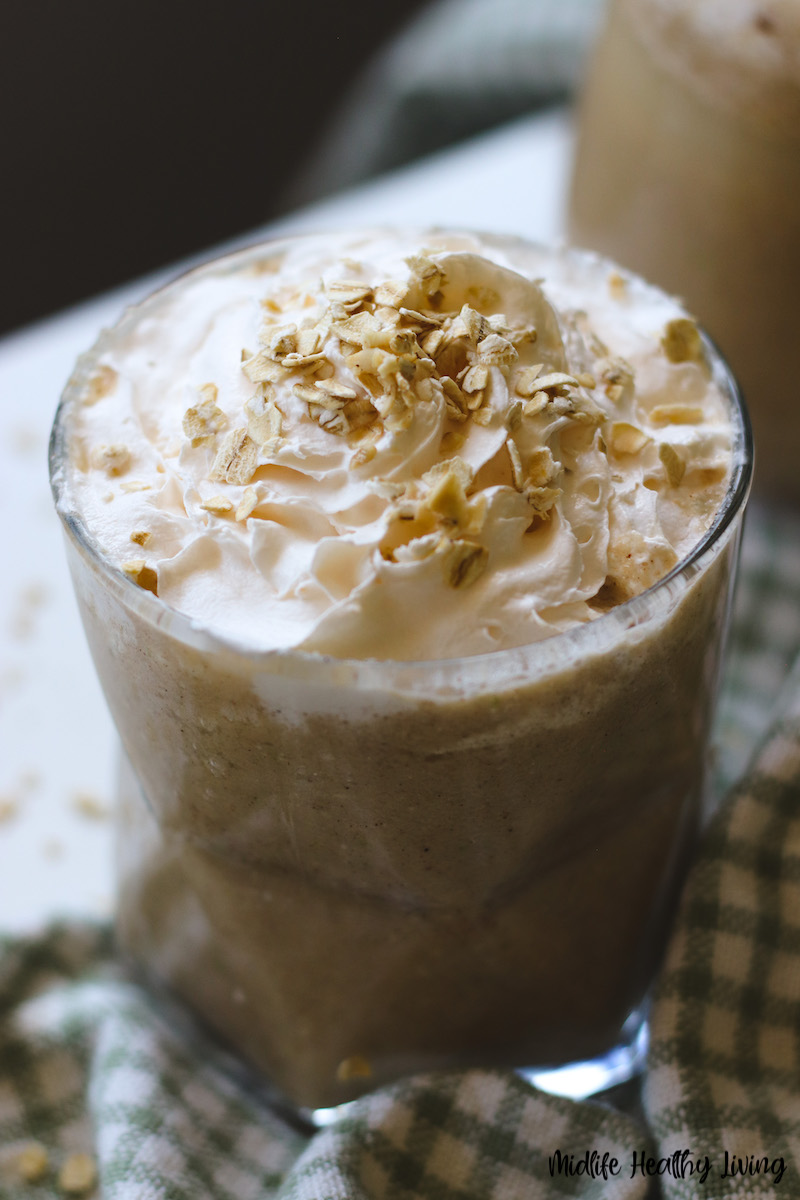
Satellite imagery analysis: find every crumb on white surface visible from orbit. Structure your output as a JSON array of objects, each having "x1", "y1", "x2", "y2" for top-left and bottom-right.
[{"x1": 71, "y1": 791, "x2": 109, "y2": 821}]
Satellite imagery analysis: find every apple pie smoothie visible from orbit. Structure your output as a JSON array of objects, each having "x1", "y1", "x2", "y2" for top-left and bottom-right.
[
  {"x1": 50, "y1": 231, "x2": 751, "y2": 1110},
  {"x1": 569, "y1": 0, "x2": 800, "y2": 503}
]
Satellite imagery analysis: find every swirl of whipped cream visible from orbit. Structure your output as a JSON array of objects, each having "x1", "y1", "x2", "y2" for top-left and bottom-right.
[{"x1": 65, "y1": 230, "x2": 733, "y2": 660}]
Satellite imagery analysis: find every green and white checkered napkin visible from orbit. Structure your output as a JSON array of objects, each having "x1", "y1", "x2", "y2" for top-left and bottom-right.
[{"x1": 1, "y1": 504, "x2": 799, "y2": 1200}]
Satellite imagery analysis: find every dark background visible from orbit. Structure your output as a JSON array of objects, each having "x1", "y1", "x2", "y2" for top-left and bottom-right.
[{"x1": 0, "y1": 1, "x2": 430, "y2": 336}]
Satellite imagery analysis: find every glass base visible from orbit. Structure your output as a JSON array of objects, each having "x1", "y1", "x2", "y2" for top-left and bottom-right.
[
  {"x1": 132, "y1": 953, "x2": 649, "y2": 1129},
  {"x1": 518, "y1": 1009, "x2": 649, "y2": 1101},
  {"x1": 306, "y1": 1010, "x2": 649, "y2": 1128}
]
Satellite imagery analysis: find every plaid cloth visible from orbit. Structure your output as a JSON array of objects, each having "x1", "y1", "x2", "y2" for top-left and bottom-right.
[
  {"x1": 1, "y1": 505, "x2": 798, "y2": 1199},
  {"x1": 645, "y1": 656, "x2": 800, "y2": 1198}
]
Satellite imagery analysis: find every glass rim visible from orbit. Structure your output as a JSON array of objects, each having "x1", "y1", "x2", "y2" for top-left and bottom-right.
[{"x1": 49, "y1": 231, "x2": 754, "y2": 691}]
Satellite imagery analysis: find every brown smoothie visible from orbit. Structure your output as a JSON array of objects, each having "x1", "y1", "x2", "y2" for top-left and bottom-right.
[
  {"x1": 569, "y1": 0, "x2": 800, "y2": 504},
  {"x1": 51, "y1": 231, "x2": 750, "y2": 1109}
]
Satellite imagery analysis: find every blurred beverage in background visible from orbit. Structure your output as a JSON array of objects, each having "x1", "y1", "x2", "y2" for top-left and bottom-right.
[{"x1": 569, "y1": 0, "x2": 800, "y2": 505}]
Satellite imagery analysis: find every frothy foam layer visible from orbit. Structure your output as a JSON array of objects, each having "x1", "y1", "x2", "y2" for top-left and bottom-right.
[
  {"x1": 626, "y1": 0, "x2": 800, "y2": 133},
  {"x1": 62, "y1": 231, "x2": 733, "y2": 660}
]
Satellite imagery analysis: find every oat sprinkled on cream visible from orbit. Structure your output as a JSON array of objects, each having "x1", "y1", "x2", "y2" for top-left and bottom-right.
[{"x1": 61, "y1": 230, "x2": 731, "y2": 660}]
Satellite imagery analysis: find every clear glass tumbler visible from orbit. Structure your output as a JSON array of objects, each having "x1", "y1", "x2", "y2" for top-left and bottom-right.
[
  {"x1": 50, "y1": 237, "x2": 752, "y2": 1119},
  {"x1": 569, "y1": 0, "x2": 800, "y2": 504}
]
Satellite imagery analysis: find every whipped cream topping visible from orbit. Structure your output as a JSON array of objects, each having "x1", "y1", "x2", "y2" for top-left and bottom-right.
[{"x1": 61, "y1": 230, "x2": 733, "y2": 660}]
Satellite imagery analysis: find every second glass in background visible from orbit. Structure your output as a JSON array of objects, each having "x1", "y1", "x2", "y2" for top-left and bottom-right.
[{"x1": 569, "y1": 0, "x2": 800, "y2": 504}]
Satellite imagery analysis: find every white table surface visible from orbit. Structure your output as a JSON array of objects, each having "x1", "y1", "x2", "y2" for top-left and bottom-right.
[{"x1": 0, "y1": 109, "x2": 573, "y2": 934}]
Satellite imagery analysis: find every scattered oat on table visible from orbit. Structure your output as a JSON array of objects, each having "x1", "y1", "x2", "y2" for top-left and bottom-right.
[
  {"x1": 71, "y1": 791, "x2": 109, "y2": 821},
  {"x1": 0, "y1": 795, "x2": 19, "y2": 824},
  {"x1": 15, "y1": 1141, "x2": 49, "y2": 1183},
  {"x1": 58, "y1": 1152, "x2": 96, "y2": 1195}
]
